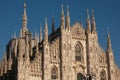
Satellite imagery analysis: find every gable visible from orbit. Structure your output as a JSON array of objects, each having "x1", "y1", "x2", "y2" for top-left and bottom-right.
[
  {"x1": 71, "y1": 22, "x2": 85, "y2": 35},
  {"x1": 71, "y1": 22, "x2": 86, "y2": 39}
]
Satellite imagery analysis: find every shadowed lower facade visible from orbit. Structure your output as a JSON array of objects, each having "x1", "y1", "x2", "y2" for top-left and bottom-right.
[{"x1": 0, "y1": 2, "x2": 120, "y2": 80}]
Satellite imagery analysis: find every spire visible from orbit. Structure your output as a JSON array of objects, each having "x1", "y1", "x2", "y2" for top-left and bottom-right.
[
  {"x1": 60, "y1": 4, "x2": 65, "y2": 30},
  {"x1": 52, "y1": 14, "x2": 55, "y2": 32},
  {"x1": 22, "y1": 2, "x2": 28, "y2": 35},
  {"x1": 107, "y1": 31, "x2": 112, "y2": 51},
  {"x1": 66, "y1": 5, "x2": 70, "y2": 31},
  {"x1": 91, "y1": 9, "x2": 96, "y2": 34},
  {"x1": 44, "y1": 18, "x2": 48, "y2": 43},
  {"x1": 40, "y1": 25, "x2": 42, "y2": 43},
  {"x1": 86, "y1": 9, "x2": 91, "y2": 33}
]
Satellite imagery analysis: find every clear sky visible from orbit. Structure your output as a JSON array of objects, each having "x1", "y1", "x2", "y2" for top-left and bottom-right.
[{"x1": 0, "y1": 0, "x2": 120, "y2": 67}]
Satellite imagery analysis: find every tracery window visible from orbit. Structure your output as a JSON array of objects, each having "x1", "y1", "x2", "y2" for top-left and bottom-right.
[
  {"x1": 75, "y1": 43, "x2": 82, "y2": 61},
  {"x1": 51, "y1": 66, "x2": 58, "y2": 80}
]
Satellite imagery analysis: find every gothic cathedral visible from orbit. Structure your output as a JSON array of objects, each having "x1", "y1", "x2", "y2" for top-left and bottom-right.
[{"x1": 0, "y1": 2, "x2": 120, "y2": 80}]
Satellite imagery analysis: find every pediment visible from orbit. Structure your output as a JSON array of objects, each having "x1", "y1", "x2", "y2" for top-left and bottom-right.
[{"x1": 71, "y1": 22, "x2": 85, "y2": 36}]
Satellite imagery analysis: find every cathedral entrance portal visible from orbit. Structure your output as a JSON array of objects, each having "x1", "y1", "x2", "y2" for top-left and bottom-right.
[{"x1": 77, "y1": 73, "x2": 83, "y2": 80}]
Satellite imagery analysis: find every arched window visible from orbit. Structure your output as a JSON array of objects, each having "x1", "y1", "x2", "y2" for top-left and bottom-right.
[
  {"x1": 51, "y1": 66, "x2": 58, "y2": 80},
  {"x1": 75, "y1": 43, "x2": 82, "y2": 61},
  {"x1": 77, "y1": 73, "x2": 83, "y2": 80},
  {"x1": 100, "y1": 70, "x2": 106, "y2": 80}
]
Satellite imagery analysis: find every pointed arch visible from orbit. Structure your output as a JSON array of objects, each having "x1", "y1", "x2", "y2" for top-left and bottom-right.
[
  {"x1": 77, "y1": 73, "x2": 83, "y2": 80},
  {"x1": 51, "y1": 66, "x2": 58, "y2": 80},
  {"x1": 100, "y1": 69, "x2": 106, "y2": 80},
  {"x1": 75, "y1": 41, "x2": 83, "y2": 61}
]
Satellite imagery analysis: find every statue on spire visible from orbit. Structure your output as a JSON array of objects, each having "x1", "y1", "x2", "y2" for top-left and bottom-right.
[
  {"x1": 21, "y1": 2, "x2": 28, "y2": 36},
  {"x1": 23, "y1": 2, "x2": 27, "y2": 18}
]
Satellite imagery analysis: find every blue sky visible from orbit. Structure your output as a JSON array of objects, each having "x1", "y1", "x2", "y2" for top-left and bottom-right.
[{"x1": 0, "y1": 0, "x2": 120, "y2": 67}]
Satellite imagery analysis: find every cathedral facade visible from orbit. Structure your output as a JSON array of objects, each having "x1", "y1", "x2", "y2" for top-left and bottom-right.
[{"x1": 0, "y1": 2, "x2": 120, "y2": 80}]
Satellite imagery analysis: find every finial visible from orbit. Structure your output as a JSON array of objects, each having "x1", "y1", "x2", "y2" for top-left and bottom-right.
[{"x1": 66, "y1": 5, "x2": 69, "y2": 16}]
